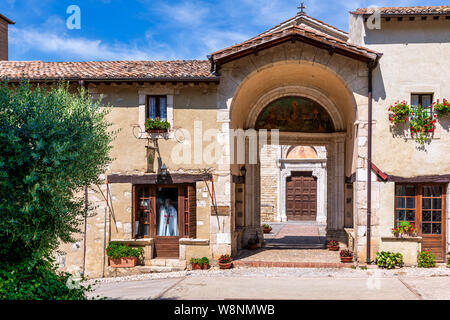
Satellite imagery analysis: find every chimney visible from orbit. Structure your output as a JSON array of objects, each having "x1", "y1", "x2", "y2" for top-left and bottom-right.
[{"x1": 0, "y1": 14, "x2": 15, "y2": 61}]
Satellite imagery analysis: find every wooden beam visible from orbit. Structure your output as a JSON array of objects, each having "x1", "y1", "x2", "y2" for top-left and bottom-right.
[
  {"x1": 107, "y1": 173, "x2": 212, "y2": 184},
  {"x1": 384, "y1": 174, "x2": 450, "y2": 183}
]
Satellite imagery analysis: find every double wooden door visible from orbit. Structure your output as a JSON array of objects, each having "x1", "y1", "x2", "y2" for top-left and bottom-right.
[
  {"x1": 133, "y1": 184, "x2": 196, "y2": 258},
  {"x1": 286, "y1": 172, "x2": 317, "y2": 221}
]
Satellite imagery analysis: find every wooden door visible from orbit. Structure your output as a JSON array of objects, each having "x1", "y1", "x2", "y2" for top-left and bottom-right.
[
  {"x1": 154, "y1": 185, "x2": 181, "y2": 258},
  {"x1": 286, "y1": 172, "x2": 317, "y2": 221},
  {"x1": 419, "y1": 185, "x2": 446, "y2": 262}
]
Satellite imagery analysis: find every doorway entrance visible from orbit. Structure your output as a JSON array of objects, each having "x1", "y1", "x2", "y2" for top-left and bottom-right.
[{"x1": 286, "y1": 172, "x2": 317, "y2": 221}]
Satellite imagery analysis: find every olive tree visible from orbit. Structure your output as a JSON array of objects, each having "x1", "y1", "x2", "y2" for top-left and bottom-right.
[{"x1": 0, "y1": 82, "x2": 114, "y2": 299}]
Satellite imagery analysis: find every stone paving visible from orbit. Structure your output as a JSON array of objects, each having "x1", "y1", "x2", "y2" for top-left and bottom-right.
[
  {"x1": 87, "y1": 267, "x2": 450, "y2": 300},
  {"x1": 236, "y1": 221, "x2": 341, "y2": 265}
]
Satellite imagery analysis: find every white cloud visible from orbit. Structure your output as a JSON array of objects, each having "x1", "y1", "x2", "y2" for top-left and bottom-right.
[{"x1": 9, "y1": 27, "x2": 153, "y2": 61}]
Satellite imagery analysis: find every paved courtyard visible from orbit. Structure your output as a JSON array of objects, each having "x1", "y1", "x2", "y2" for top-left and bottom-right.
[
  {"x1": 87, "y1": 267, "x2": 450, "y2": 300},
  {"x1": 235, "y1": 221, "x2": 343, "y2": 265}
]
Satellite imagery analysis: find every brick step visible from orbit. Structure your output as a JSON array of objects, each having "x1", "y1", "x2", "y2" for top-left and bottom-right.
[{"x1": 233, "y1": 261, "x2": 354, "y2": 268}]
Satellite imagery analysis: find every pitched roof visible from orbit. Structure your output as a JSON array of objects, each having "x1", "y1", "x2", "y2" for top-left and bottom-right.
[
  {"x1": 0, "y1": 60, "x2": 218, "y2": 82},
  {"x1": 251, "y1": 13, "x2": 349, "y2": 42},
  {"x1": 210, "y1": 24, "x2": 381, "y2": 65},
  {"x1": 0, "y1": 13, "x2": 15, "y2": 24},
  {"x1": 351, "y1": 6, "x2": 450, "y2": 15}
]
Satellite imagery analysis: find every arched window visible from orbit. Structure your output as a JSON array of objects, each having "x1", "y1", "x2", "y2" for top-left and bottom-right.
[
  {"x1": 286, "y1": 146, "x2": 318, "y2": 159},
  {"x1": 255, "y1": 96, "x2": 334, "y2": 133}
]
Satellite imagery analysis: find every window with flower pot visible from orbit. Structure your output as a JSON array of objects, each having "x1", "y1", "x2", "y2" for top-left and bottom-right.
[
  {"x1": 394, "y1": 183, "x2": 446, "y2": 261},
  {"x1": 146, "y1": 95, "x2": 167, "y2": 120}
]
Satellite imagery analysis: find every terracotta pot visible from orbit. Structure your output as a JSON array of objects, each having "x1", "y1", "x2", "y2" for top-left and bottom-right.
[
  {"x1": 109, "y1": 256, "x2": 138, "y2": 268},
  {"x1": 192, "y1": 263, "x2": 202, "y2": 270},
  {"x1": 340, "y1": 256, "x2": 353, "y2": 263},
  {"x1": 247, "y1": 244, "x2": 259, "y2": 250},
  {"x1": 328, "y1": 246, "x2": 339, "y2": 251},
  {"x1": 263, "y1": 227, "x2": 272, "y2": 234},
  {"x1": 201, "y1": 263, "x2": 209, "y2": 270},
  {"x1": 218, "y1": 262, "x2": 232, "y2": 269}
]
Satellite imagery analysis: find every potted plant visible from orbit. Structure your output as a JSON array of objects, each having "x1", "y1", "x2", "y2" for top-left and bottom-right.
[
  {"x1": 106, "y1": 241, "x2": 144, "y2": 268},
  {"x1": 144, "y1": 117, "x2": 170, "y2": 133},
  {"x1": 375, "y1": 251, "x2": 404, "y2": 269},
  {"x1": 418, "y1": 249, "x2": 436, "y2": 268},
  {"x1": 392, "y1": 221, "x2": 417, "y2": 238},
  {"x1": 327, "y1": 240, "x2": 339, "y2": 251},
  {"x1": 262, "y1": 224, "x2": 272, "y2": 234},
  {"x1": 340, "y1": 249, "x2": 353, "y2": 263},
  {"x1": 247, "y1": 237, "x2": 259, "y2": 250},
  {"x1": 190, "y1": 258, "x2": 202, "y2": 270},
  {"x1": 218, "y1": 254, "x2": 233, "y2": 269},
  {"x1": 200, "y1": 257, "x2": 210, "y2": 270}
]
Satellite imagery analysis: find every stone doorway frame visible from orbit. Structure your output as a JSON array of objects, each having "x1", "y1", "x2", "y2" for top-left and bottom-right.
[{"x1": 277, "y1": 158, "x2": 327, "y2": 225}]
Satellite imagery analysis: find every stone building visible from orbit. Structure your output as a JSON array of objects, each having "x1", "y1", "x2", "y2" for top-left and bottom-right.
[{"x1": 0, "y1": 5, "x2": 449, "y2": 277}]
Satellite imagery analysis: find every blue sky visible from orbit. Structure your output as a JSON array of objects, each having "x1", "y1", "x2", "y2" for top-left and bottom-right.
[{"x1": 1, "y1": 0, "x2": 448, "y2": 61}]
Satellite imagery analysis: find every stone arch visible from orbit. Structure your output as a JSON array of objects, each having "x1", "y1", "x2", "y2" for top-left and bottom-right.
[{"x1": 228, "y1": 59, "x2": 359, "y2": 130}]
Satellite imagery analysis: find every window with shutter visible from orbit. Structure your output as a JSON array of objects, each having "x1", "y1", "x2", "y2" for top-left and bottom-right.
[{"x1": 187, "y1": 184, "x2": 197, "y2": 238}]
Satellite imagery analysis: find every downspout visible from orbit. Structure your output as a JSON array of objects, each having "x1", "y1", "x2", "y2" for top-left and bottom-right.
[{"x1": 82, "y1": 185, "x2": 88, "y2": 276}]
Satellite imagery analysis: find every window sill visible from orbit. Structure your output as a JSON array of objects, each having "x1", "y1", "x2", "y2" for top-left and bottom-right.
[
  {"x1": 179, "y1": 238, "x2": 209, "y2": 246},
  {"x1": 111, "y1": 238, "x2": 154, "y2": 245},
  {"x1": 381, "y1": 236, "x2": 422, "y2": 242}
]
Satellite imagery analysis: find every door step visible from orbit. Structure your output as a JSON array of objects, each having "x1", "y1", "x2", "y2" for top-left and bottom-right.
[
  {"x1": 263, "y1": 243, "x2": 327, "y2": 249},
  {"x1": 148, "y1": 259, "x2": 187, "y2": 268},
  {"x1": 105, "y1": 265, "x2": 186, "y2": 277}
]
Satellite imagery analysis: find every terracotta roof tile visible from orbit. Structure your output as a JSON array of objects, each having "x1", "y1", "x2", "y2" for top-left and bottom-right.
[
  {"x1": 0, "y1": 60, "x2": 217, "y2": 81},
  {"x1": 211, "y1": 24, "x2": 381, "y2": 62},
  {"x1": 351, "y1": 6, "x2": 450, "y2": 15}
]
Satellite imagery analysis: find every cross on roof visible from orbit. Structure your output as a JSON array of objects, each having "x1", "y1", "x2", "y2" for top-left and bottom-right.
[{"x1": 298, "y1": 1, "x2": 306, "y2": 15}]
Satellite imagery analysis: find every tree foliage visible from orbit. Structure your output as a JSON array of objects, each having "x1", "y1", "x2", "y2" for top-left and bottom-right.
[{"x1": 0, "y1": 81, "x2": 114, "y2": 299}]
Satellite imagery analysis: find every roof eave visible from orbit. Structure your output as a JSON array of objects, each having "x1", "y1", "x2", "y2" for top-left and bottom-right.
[
  {"x1": 211, "y1": 33, "x2": 381, "y2": 67},
  {"x1": 0, "y1": 76, "x2": 220, "y2": 83},
  {"x1": 0, "y1": 14, "x2": 15, "y2": 24}
]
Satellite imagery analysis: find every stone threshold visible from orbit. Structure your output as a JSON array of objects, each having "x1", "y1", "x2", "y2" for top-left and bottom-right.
[{"x1": 233, "y1": 261, "x2": 355, "y2": 268}]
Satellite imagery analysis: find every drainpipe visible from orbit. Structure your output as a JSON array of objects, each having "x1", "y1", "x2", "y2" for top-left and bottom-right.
[{"x1": 366, "y1": 63, "x2": 374, "y2": 264}]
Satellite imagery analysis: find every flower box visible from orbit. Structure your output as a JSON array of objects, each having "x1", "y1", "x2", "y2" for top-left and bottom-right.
[
  {"x1": 146, "y1": 128, "x2": 168, "y2": 134},
  {"x1": 109, "y1": 256, "x2": 138, "y2": 268}
]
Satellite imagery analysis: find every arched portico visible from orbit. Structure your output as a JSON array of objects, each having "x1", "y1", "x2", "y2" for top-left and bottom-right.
[{"x1": 228, "y1": 61, "x2": 356, "y2": 249}]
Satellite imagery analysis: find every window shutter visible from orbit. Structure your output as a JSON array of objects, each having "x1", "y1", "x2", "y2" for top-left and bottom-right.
[{"x1": 187, "y1": 184, "x2": 197, "y2": 238}]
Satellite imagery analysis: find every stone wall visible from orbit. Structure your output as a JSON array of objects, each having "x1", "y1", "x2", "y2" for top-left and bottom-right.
[
  {"x1": 55, "y1": 83, "x2": 234, "y2": 278},
  {"x1": 260, "y1": 144, "x2": 279, "y2": 222}
]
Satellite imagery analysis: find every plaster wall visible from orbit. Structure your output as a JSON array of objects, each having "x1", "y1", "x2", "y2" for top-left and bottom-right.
[
  {"x1": 56, "y1": 84, "x2": 233, "y2": 278},
  {"x1": 350, "y1": 15, "x2": 450, "y2": 263}
]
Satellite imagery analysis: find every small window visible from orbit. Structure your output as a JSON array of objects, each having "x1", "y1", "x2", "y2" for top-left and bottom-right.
[
  {"x1": 411, "y1": 93, "x2": 433, "y2": 116},
  {"x1": 146, "y1": 96, "x2": 167, "y2": 120}
]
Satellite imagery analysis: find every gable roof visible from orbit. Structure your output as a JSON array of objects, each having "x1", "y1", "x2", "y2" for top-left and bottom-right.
[
  {"x1": 0, "y1": 13, "x2": 14, "y2": 24},
  {"x1": 351, "y1": 6, "x2": 450, "y2": 16},
  {"x1": 0, "y1": 60, "x2": 218, "y2": 82},
  {"x1": 210, "y1": 22, "x2": 381, "y2": 67},
  {"x1": 251, "y1": 13, "x2": 349, "y2": 42}
]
